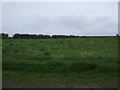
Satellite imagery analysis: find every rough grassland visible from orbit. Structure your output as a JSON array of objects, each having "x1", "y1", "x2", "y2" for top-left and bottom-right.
[{"x1": 2, "y1": 37, "x2": 118, "y2": 88}]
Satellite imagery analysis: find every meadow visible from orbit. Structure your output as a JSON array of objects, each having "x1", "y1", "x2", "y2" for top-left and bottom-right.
[{"x1": 2, "y1": 36, "x2": 119, "y2": 88}]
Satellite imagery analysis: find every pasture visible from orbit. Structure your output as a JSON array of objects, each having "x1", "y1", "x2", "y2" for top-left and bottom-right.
[{"x1": 2, "y1": 37, "x2": 118, "y2": 88}]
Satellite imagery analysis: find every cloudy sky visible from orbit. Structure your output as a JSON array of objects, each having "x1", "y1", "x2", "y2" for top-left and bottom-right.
[{"x1": 2, "y1": 2, "x2": 118, "y2": 36}]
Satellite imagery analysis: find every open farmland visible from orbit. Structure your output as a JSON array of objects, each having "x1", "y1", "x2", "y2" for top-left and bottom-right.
[{"x1": 2, "y1": 36, "x2": 118, "y2": 88}]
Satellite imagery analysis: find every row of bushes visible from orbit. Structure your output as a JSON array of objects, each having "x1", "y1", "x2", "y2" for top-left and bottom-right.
[
  {"x1": 1, "y1": 33, "x2": 117, "y2": 39},
  {"x1": 0, "y1": 33, "x2": 80, "y2": 39},
  {"x1": 3, "y1": 60, "x2": 117, "y2": 73}
]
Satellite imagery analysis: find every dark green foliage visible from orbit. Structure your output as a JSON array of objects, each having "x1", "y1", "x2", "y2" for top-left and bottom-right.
[
  {"x1": 4, "y1": 33, "x2": 80, "y2": 39},
  {"x1": 59, "y1": 41, "x2": 64, "y2": 44},
  {"x1": 2, "y1": 33, "x2": 116, "y2": 39},
  {"x1": 69, "y1": 62, "x2": 97, "y2": 73},
  {"x1": 13, "y1": 33, "x2": 21, "y2": 39},
  {"x1": 0, "y1": 33, "x2": 8, "y2": 39},
  {"x1": 13, "y1": 33, "x2": 51, "y2": 39},
  {"x1": 52, "y1": 35, "x2": 79, "y2": 38}
]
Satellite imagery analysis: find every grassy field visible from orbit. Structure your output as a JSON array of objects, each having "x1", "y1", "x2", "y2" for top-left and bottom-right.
[{"x1": 2, "y1": 37, "x2": 119, "y2": 88}]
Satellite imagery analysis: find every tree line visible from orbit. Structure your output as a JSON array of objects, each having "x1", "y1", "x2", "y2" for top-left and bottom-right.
[
  {"x1": 1, "y1": 33, "x2": 118, "y2": 39},
  {"x1": 0, "y1": 33, "x2": 80, "y2": 39}
]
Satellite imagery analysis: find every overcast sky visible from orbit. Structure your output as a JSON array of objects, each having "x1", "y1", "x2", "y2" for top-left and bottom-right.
[{"x1": 2, "y1": 2, "x2": 118, "y2": 36}]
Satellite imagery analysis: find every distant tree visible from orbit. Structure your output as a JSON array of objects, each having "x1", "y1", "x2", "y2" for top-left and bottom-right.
[
  {"x1": 38, "y1": 34, "x2": 44, "y2": 39},
  {"x1": 13, "y1": 33, "x2": 21, "y2": 39},
  {"x1": 52, "y1": 35, "x2": 79, "y2": 39},
  {"x1": 44, "y1": 35, "x2": 51, "y2": 39},
  {"x1": 0, "y1": 33, "x2": 8, "y2": 39},
  {"x1": 12, "y1": 33, "x2": 80, "y2": 39}
]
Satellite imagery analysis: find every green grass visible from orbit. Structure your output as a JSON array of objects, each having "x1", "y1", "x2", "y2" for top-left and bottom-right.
[{"x1": 2, "y1": 37, "x2": 119, "y2": 88}]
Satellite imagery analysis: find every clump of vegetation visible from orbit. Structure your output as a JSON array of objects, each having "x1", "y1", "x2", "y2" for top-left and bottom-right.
[
  {"x1": 68, "y1": 61, "x2": 97, "y2": 73},
  {"x1": 30, "y1": 43, "x2": 34, "y2": 46},
  {"x1": 59, "y1": 41, "x2": 63, "y2": 44},
  {"x1": 43, "y1": 51, "x2": 50, "y2": 56},
  {"x1": 9, "y1": 42, "x2": 14, "y2": 45}
]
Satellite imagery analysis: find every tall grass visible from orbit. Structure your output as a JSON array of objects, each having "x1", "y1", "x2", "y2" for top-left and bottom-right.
[{"x1": 2, "y1": 37, "x2": 118, "y2": 74}]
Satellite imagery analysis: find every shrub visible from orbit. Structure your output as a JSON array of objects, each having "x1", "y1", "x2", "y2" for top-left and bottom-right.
[{"x1": 68, "y1": 61, "x2": 97, "y2": 73}]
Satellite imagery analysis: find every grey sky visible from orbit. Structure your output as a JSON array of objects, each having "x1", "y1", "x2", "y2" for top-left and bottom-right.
[{"x1": 2, "y1": 2, "x2": 118, "y2": 36}]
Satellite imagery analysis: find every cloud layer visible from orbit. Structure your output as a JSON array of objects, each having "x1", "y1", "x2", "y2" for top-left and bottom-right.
[
  {"x1": 2, "y1": 2, "x2": 118, "y2": 36},
  {"x1": 21, "y1": 15, "x2": 117, "y2": 36}
]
